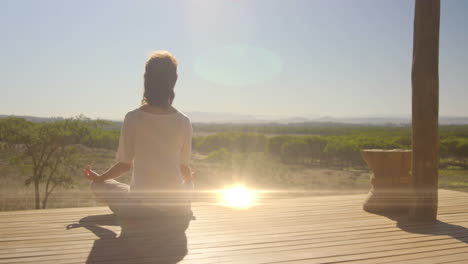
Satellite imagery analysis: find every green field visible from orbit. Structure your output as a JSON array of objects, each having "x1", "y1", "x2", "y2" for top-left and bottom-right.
[
  {"x1": 1, "y1": 117, "x2": 468, "y2": 211},
  {"x1": 439, "y1": 166, "x2": 468, "y2": 192}
]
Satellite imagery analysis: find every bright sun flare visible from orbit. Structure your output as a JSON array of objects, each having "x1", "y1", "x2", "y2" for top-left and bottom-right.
[{"x1": 222, "y1": 186, "x2": 255, "y2": 208}]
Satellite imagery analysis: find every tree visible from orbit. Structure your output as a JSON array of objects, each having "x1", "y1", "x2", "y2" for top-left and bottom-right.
[
  {"x1": 268, "y1": 136, "x2": 292, "y2": 158},
  {"x1": 0, "y1": 117, "x2": 89, "y2": 209},
  {"x1": 196, "y1": 133, "x2": 232, "y2": 153},
  {"x1": 205, "y1": 148, "x2": 231, "y2": 163},
  {"x1": 323, "y1": 138, "x2": 360, "y2": 167},
  {"x1": 281, "y1": 139, "x2": 311, "y2": 163},
  {"x1": 454, "y1": 139, "x2": 468, "y2": 164},
  {"x1": 304, "y1": 136, "x2": 328, "y2": 163},
  {"x1": 232, "y1": 133, "x2": 267, "y2": 153}
]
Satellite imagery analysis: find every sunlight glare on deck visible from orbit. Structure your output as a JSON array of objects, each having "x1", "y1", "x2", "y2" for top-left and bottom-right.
[{"x1": 221, "y1": 185, "x2": 255, "y2": 208}]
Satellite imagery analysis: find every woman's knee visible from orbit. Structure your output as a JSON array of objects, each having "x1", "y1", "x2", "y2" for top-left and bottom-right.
[
  {"x1": 90, "y1": 180, "x2": 130, "y2": 194},
  {"x1": 90, "y1": 180, "x2": 105, "y2": 192}
]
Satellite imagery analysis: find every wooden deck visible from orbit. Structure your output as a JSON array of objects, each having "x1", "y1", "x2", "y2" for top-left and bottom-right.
[{"x1": 1, "y1": 189, "x2": 468, "y2": 264}]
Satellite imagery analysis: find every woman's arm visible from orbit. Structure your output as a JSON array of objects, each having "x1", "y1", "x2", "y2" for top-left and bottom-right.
[
  {"x1": 83, "y1": 162, "x2": 131, "y2": 182},
  {"x1": 180, "y1": 120, "x2": 194, "y2": 181}
]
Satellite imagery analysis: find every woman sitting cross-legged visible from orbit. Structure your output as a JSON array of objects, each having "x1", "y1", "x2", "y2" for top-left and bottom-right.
[{"x1": 83, "y1": 51, "x2": 194, "y2": 220}]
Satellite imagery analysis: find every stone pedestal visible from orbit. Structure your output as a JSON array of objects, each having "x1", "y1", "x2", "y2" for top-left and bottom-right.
[{"x1": 361, "y1": 149, "x2": 412, "y2": 214}]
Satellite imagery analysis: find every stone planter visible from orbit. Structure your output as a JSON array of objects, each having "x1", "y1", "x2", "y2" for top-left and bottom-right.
[{"x1": 361, "y1": 149, "x2": 412, "y2": 214}]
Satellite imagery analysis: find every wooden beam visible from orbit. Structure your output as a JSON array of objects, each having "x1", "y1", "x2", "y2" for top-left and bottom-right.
[{"x1": 409, "y1": 0, "x2": 440, "y2": 222}]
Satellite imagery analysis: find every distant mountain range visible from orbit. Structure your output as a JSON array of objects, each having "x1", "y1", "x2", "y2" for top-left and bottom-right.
[
  {"x1": 0, "y1": 115, "x2": 66, "y2": 123},
  {"x1": 2, "y1": 113, "x2": 468, "y2": 125},
  {"x1": 184, "y1": 112, "x2": 468, "y2": 125}
]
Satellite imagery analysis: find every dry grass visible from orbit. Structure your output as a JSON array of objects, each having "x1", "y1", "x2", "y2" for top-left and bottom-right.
[
  {"x1": 4, "y1": 148, "x2": 466, "y2": 211},
  {"x1": 0, "y1": 148, "x2": 372, "y2": 211}
]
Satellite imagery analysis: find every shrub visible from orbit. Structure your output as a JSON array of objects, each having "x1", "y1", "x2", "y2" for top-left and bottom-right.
[{"x1": 205, "y1": 148, "x2": 231, "y2": 162}]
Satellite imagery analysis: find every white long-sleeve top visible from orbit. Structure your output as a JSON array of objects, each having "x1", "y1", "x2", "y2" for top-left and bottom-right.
[{"x1": 116, "y1": 108, "x2": 192, "y2": 192}]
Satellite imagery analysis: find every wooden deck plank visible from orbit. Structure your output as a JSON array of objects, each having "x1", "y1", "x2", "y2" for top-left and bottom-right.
[
  {"x1": 2, "y1": 227, "x2": 468, "y2": 262},
  {"x1": 1, "y1": 189, "x2": 467, "y2": 263},
  {"x1": 2, "y1": 213, "x2": 468, "y2": 245}
]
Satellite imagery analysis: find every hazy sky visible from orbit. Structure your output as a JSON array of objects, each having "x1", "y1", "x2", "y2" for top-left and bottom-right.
[{"x1": 1, "y1": 0, "x2": 467, "y2": 120}]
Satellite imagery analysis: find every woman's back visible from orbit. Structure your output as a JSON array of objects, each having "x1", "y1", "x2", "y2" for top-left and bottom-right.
[{"x1": 117, "y1": 108, "x2": 192, "y2": 191}]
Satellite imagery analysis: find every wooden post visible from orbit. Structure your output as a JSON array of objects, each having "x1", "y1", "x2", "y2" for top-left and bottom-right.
[{"x1": 409, "y1": 0, "x2": 440, "y2": 222}]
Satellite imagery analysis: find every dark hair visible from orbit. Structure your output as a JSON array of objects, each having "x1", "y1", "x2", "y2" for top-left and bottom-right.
[{"x1": 142, "y1": 51, "x2": 178, "y2": 108}]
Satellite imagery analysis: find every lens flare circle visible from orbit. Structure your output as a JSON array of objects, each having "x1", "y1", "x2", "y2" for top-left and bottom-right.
[{"x1": 222, "y1": 186, "x2": 255, "y2": 208}]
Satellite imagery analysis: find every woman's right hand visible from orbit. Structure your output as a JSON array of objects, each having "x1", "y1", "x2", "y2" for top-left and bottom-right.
[{"x1": 82, "y1": 165, "x2": 100, "y2": 181}]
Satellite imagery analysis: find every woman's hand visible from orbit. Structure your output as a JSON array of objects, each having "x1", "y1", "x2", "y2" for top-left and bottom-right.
[
  {"x1": 82, "y1": 166, "x2": 101, "y2": 181},
  {"x1": 181, "y1": 165, "x2": 195, "y2": 181}
]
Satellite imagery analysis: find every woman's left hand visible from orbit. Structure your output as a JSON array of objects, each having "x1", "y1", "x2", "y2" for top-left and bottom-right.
[
  {"x1": 181, "y1": 165, "x2": 196, "y2": 181},
  {"x1": 185, "y1": 170, "x2": 196, "y2": 181}
]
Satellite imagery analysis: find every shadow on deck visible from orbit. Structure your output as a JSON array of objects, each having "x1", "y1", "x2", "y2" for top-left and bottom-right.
[{"x1": 67, "y1": 213, "x2": 191, "y2": 264}]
